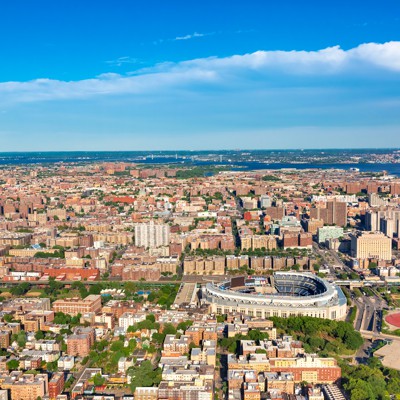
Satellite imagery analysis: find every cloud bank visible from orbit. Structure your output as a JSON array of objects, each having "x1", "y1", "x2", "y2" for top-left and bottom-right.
[{"x1": 1, "y1": 41, "x2": 400, "y2": 105}]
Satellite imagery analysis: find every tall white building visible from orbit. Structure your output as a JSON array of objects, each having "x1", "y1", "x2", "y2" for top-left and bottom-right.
[
  {"x1": 380, "y1": 217, "x2": 395, "y2": 238},
  {"x1": 134, "y1": 220, "x2": 170, "y2": 249},
  {"x1": 351, "y1": 231, "x2": 392, "y2": 261},
  {"x1": 118, "y1": 312, "x2": 146, "y2": 332},
  {"x1": 368, "y1": 193, "x2": 388, "y2": 207},
  {"x1": 365, "y1": 209, "x2": 400, "y2": 237}
]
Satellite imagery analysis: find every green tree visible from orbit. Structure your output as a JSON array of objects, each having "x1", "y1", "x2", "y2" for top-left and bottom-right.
[
  {"x1": 10, "y1": 282, "x2": 30, "y2": 296},
  {"x1": 216, "y1": 315, "x2": 226, "y2": 323},
  {"x1": 177, "y1": 320, "x2": 193, "y2": 332},
  {"x1": 12, "y1": 331, "x2": 27, "y2": 348},
  {"x1": 248, "y1": 329, "x2": 269, "y2": 343},
  {"x1": 128, "y1": 360, "x2": 161, "y2": 392},
  {"x1": 93, "y1": 373, "x2": 105, "y2": 386},
  {"x1": 7, "y1": 359, "x2": 19, "y2": 370},
  {"x1": 46, "y1": 361, "x2": 58, "y2": 372},
  {"x1": 162, "y1": 323, "x2": 177, "y2": 336},
  {"x1": 3, "y1": 314, "x2": 14, "y2": 323},
  {"x1": 151, "y1": 332, "x2": 165, "y2": 344},
  {"x1": 146, "y1": 314, "x2": 156, "y2": 323},
  {"x1": 35, "y1": 330, "x2": 45, "y2": 340},
  {"x1": 89, "y1": 283, "x2": 103, "y2": 295},
  {"x1": 110, "y1": 340, "x2": 124, "y2": 352}
]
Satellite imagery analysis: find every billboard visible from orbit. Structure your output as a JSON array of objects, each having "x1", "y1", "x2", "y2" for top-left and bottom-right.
[{"x1": 231, "y1": 276, "x2": 246, "y2": 288}]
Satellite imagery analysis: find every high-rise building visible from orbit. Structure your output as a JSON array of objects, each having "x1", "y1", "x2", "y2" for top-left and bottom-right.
[
  {"x1": 368, "y1": 193, "x2": 388, "y2": 207},
  {"x1": 310, "y1": 201, "x2": 347, "y2": 227},
  {"x1": 365, "y1": 210, "x2": 379, "y2": 232},
  {"x1": 380, "y1": 218, "x2": 395, "y2": 238},
  {"x1": 365, "y1": 209, "x2": 400, "y2": 237},
  {"x1": 350, "y1": 231, "x2": 392, "y2": 261},
  {"x1": 134, "y1": 220, "x2": 170, "y2": 249}
]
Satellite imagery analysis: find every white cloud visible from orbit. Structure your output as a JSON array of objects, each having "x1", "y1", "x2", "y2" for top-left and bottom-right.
[
  {"x1": 1, "y1": 41, "x2": 400, "y2": 105},
  {"x1": 105, "y1": 56, "x2": 140, "y2": 67},
  {"x1": 174, "y1": 32, "x2": 208, "y2": 41},
  {"x1": 349, "y1": 41, "x2": 400, "y2": 71}
]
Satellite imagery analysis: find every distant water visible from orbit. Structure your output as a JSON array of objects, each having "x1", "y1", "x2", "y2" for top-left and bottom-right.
[{"x1": 0, "y1": 151, "x2": 399, "y2": 176}]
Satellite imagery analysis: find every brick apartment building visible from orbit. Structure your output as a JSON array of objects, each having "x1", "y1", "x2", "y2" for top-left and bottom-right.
[
  {"x1": 310, "y1": 201, "x2": 347, "y2": 227},
  {"x1": 67, "y1": 327, "x2": 95, "y2": 357},
  {"x1": 53, "y1": 295, "x2": 102, "y2": 316},
  {"x1": 48, "y1": 372, "x2": 64, "y2": 399}
]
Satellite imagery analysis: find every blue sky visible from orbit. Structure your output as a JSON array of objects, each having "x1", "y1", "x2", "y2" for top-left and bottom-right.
[{"x1": 1, "y1": 0, "x2": 400, "y2": 150}]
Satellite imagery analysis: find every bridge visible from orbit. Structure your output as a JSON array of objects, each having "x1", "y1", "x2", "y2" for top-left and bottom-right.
[{"x1": 335, "y1": 280, "x2": 364, "y2": 289}]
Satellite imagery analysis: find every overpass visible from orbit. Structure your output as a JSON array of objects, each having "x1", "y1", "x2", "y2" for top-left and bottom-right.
[
  {"x1": 335, "y1": 280, "x2": 364, "y2": 289},
  {"x1": 360, "y1": 329, "x2": 400, "y2": 342},
  {"x1": 335, "y1": 280, "x2": 388, "y2": 289}
]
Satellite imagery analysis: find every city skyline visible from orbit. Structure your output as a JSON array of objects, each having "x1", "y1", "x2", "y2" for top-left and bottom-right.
[{"x1": 1, "y1": 1, "x2": 400, "y2": 150}]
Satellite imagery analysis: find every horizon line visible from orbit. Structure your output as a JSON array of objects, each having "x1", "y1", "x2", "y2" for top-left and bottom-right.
[{"x1": 0, "y1": 147, "x2": 399, "y2": 153}]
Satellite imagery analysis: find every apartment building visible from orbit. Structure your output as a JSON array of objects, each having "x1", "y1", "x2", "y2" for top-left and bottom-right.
[
  {"x1": 310, "y1": 200, "x2": 347, "y2": 227},
  {"x1": 134, "y1": 221, "x2": 170, "y2": 249},
  {"x1": 9, "y1": 373, "x2": 48, "y2": 400},
  {"x1": 52, "y1": 295, "x2": 102, "y2": 315},
  {"x1": 183, "y1": 257, "x2": 225, "y2": 275},
  {"x1": 351, "y1": 231, "x2": 392, "y2": 261},
  {"x1": 66, "y1": 327, "x2": 95, "y2": 357},
  {"x1": 48, "y1": 373, "x2": 64, "y2": 399},
  {"x1": 162, "y1": 335, "x2": 191, "y2": 357}
]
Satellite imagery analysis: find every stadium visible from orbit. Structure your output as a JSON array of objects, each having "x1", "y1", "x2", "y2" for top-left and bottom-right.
[{"x1": 202, "y1": 272, "x2": 347, "y2": 320}]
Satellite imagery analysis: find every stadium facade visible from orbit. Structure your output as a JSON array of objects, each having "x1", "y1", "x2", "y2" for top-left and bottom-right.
[{"x1": 202, "y1": 272, "x2": 347, "y2": 320}]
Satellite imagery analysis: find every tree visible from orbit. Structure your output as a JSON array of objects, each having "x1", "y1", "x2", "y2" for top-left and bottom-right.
[
  {"x1": 151, "y1": 332, "x2": 165, "y2": 345},
  {"x1": 127, "y1": 325, "x2": 137, "y2": 333},
  {"x1": 308, "y1": 336, "x2": 325, "y2": 351},
  {"x1": 3, "y1": 314, "x2": 14, "y2": 323},
  {"x1": 216, "y1": 315, "x2": 226, "y2": 323},
  {"x1": 342, "y1": 330, "x2": 363, "y2": 350},
  {"x1": 46, "y1": 361, "x2": 58, "y2": 372},
  {"x1": 110, "y1": 340, "x2": 124, "y2": 352},
  {"x1": 95, "y1": 340, "x2": 108, "y2": 352},
  {"x1": 146, "y1": 314, "x2": 156, "y2": 323},
  {"x1": 124, "y1": 281, "x2": 137, "y2": 297},
  {"x1": 7, "y1": 360, "x2": 19, "y2": 370},
  {"x1": 248, "y1": 329, "x2": 269, "y2": 342},
  {"x1": 162, "y1": 323, "x2": 177, "y2": 335},
  {"x1": 177, "y1": 320, "x2": 193, "y2": 332},
  {"x1": 10, "y1": 282, "x2": 30, "y2": 296},
  {"x1": 93, "y1": 373, "x2": 105, "y2": 387},
  {"x1": 137, "y1": 319, "x2": 156, "y2": 330},
  {"x1": 368, "y1": 262, "x2": 377, "y2": 270},
  {"x1": 35, "y1": 330, "x2": 45, "y2": 341},
  {"x1": 70, "y1": 314, "x2": 82, "y2": 327},
  {"x1": 128, "y1": 360, "x2": 161, "y2": 392},
  {"x1": 12, "y1": 331, "x2": 27, "y2": 348},
  {"x1": 89, "y1": 283, "x2": 103, "y2": 295}
]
